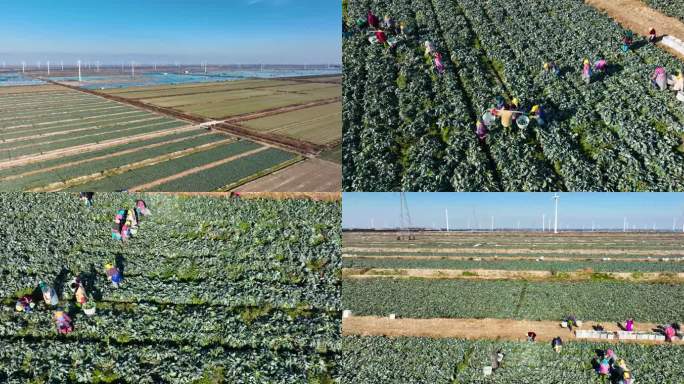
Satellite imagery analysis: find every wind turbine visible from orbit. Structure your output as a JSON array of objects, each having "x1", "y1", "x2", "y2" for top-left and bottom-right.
[
  {"x1": 61, "y1": 61, "x2": 64, "y2": 71},
  {"x1": 491, "y1": 216, "x2": 494, "y2": 232},
  {"x1": 47, "y1": 61, "x2": 50, "y2": 76},
  {"x1": 131, "y1": 61, "x2": 135, "y2": 78},
  {"x1": 542, "y1": 213, "x2": 545, "y2": 232},
  {"x1": 77, "y1": 60, "x2": 82, "y2": 82},
  {"x1": 623, "y1": 217, "x2": 627, "y2": 232},
  {"x1": 21, "y1": 61, "x2": 25, "y2": 73},
  {"x1": 552, "y1": 193, "x2": 560, "y2": 234},
  {"x1": 445, "y1": 208, "x2": 449, "y2": 232}
]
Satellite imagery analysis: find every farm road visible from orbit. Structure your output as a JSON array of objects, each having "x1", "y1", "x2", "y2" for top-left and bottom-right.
[
  {"x1": 587, "y1": 0, "x2": 684, "y2": 59},
  {"x1": 343, "y1": 316, "x2": 681, "y2": 345}
]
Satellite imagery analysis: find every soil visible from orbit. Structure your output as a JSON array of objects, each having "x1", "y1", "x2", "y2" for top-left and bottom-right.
[
  {"x1": 153, "y1": 192, "x2": 341, "y2": 201},
  {"x1": 232, "y1": 158, "x2": 341, "y2": 192},
  {"x1": 342, "y1": 268, "x2": 684, "y2": 283},
  {"x1": 586, "y1": 0, "x2": 684, "y2": 61},
  {"x1": 344, "y1": 246, "x2": 684, "y2": 256},
  {"x1": 128, "y1": 146, "x2": 269, "y2": 191},
  {"x1": 343, "y1": 255, "x2": 681, "y2": 262},
  {"x1": 342, "y1": 316, "x2": 679, "y2": 345}
]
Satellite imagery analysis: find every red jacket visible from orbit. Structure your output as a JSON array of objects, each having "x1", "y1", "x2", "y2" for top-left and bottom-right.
[
  {"x1": 368, "y1": 11, "x2": 379, "y2": 28},
  {"x1": 375, "y1": 31, "x2": 387, "y2": 44}
]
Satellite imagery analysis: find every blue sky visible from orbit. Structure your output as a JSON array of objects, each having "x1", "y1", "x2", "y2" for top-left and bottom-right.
[
  {"x1": 0, "y1": 0, "x2": 340, "y2": 64},
  {"x1": 343, "y1": 193, "x2": 684, "y2": 231}
]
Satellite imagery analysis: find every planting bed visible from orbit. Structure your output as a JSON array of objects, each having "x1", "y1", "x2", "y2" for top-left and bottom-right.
[
  {"x1": 0, "y1": 193, "x2": 341, "y2": 383},
  {"x1": 0, "y1": 85, "x2": 313, "y2": 192},
  {"x1": 343, "y1": 0, "x2": 684, "y2": 191}
]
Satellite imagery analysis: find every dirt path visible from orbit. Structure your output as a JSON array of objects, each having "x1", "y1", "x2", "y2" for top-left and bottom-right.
[
  {"x1": 232, "y1": 158, "x2": 341, "y2": 192},
  {"x1": 342, "y1": 268, "x2": 684, "y2": 283},
  {"x1": 0, "y1": 133, "x2": 215, "y2": 182},
  {"x1": 586, "y1": 0, "x2": 684, "y2": 60},
  {"x1": 342, "y1": 316, "x2": 679, "y2": 345},
  {"x1": 0, "y1": 125, "x2": 201, "y2": 170},
  {"x1": 344, "y1": 247, "x2": 684, "y2": 256},
  {"x1": 128, "y1": 146, "x2": 269, "y2": 191},
  {"x1": 30, "y1": 138, "x2": 237, "y2": 192},
  {"x1": 343, "y1": 254, "x2": 682, "y2": 262}
]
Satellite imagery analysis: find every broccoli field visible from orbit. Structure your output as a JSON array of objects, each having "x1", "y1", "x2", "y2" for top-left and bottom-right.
[
  {"x1": 0, "y1": 193, "x2": 341, "y2": 383},
  {"x1": 343, "y1": 0, "x2": 684, "y2": 191}
]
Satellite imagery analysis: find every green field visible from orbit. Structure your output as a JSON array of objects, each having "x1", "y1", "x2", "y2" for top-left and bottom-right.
[
  {"x1": 241, "y1": 102, "x2": 341, "y2": 145},
  {"x1": 0, "y1": 85, "x2": 305, "y2": 191},
  {"x1": 0, "y1": 193, "x2": 340, "y2": 382}
]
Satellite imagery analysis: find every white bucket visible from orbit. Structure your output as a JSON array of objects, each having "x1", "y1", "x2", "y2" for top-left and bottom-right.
[
  {"x1": 342, "y1": 310, "x2": 352, "y2": 318},
  {"x1": 483, "y1": 366, "x2": 493, "y2": 376},
  {"x1": 84, "y1": 307, "x2": 96, "y2": 316},
  {"x1": 389, "y1": 313, "x2": 396, "y2": 320},
  {"x1": 561, "y1": 321, "x2": 568, "y2": 328},
  {"x1": 516, "y1": 115, "x2": 530, "y2": 129},
  {"x1": 482, "y1": 111, "x2": 496, "y2": 126}
]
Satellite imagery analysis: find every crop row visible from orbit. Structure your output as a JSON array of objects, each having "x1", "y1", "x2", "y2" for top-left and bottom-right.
[
  {"x1": 343, "y1": 0, "x2": 684, "y2": 191},
  {"x1": 0, "y1": 132, "x2": 229, "y2": 190},
  {"x1": 0, "y1": 338, "x2": 335, "y2": 383},
  {"x1": 147, "y1": 148, "x2": 298, "y2": 192},
  {"x1": 342, "y1": 278, "x2": 683, "y2": 322},
  {"x1": 342, "y1": 258, "x2": 684, "y2": 272},
  {"x1": 343, "y1": 336, "x2": 684, "y2": 383}
]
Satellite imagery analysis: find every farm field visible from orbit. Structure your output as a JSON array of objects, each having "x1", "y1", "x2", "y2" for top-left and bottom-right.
[
  {"x1": 234, "y1": 158, "x2": 343, "y2": 192},
  {"x1": 343, "y1": 0, "x2": 684, "y2": 192},
  {"x1": 0, "y1": 84, "x2": 319, "y2": 192},
  {"x1": 0, "y1": 192, "x2": 341, "y2": 383},
  {"x1": 643, "y1": 0, "x2": 684, "y2": 23},
  {"x1": 99, "y1": 76, "x2": 342, "y2": 173},
  {"x1": 342, "y1": 230, "x2": 684, "y2": 382}
]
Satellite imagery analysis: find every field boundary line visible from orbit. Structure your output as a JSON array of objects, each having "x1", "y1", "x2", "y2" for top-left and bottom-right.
[
  {"x1": 341, "y1": 268, "x2": 684, "y2": 283},
  {"x1": 342, "y1": 316, "x2": 681, "y2": 345},
  {"x1": 342, "y1": 254, "x2": 684, "y2": 262},
  {"x1": 0, "y1": 132, "x2": 215, "y2": 182},
  {"x1": 343, "y1": 246, "x2": 684, "y2": 256},
  {"x1": 0, "y1": 124, "x2": 201, "y2": 170},
  {"x1": 129, "y1": 145, "x2": 270, "y2": 191},
  {"x1": 29, "y1": 138, "x2": 237, "y2": 192},
  {"x1": 222, "y1": 97, "x2": 341, "y2": 123}
]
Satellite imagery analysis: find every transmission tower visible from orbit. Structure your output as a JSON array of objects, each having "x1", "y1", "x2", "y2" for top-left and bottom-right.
[{"x1": 398, "y1": 192, "x2": 414, "y2": 241}]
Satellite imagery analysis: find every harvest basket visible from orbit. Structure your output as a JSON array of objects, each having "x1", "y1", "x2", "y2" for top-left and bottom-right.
[{"x1": 516, "y1": 115, "x2": 530, "y2": 129}]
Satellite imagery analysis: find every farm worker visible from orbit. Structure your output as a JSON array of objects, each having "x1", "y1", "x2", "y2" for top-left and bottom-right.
[
  {"x1": 605, "y1": 348, "x2": 617, "y2": 364},
  {"x1": 15, "y1": 296, "x2": 35, "y2": 313},
  {"x1": 510, "y1": 98, "x2": 521, "y2": 111},
  {"x1": 475, "y1": 120, "x2": 488, "y2": 141},
  {"x1": 625, "y1": 318, "x2": 634, "y2": 332},
  {"x1": 367, "y1": 10, "x2": 380, "y2": 29},
  {"x1": 669, "y1": 71, "x2": 684, "y2": 92},
  {"x1": 498, "y1": 108, "x2": 515, "y2": 128},
  {"x1": 582, "y1": 59, "x2": 592, "y2": 84},
  {"x1": 382, "y1": 15, "x2": 395, "y2": 31},
  {"x1": 39, "y1": 281, "x2": 58, "y2": 306},
  {"x1": 424, "y1": 41, "x2": 435, "y2": 57},
  {"x1": 622, "y1": 31, "x2": 633, "y2": 51},
  {"x1": 400, "y1": 21, "x2": 407, "y2": 35},
  {"x1": 490, "y1": 349, "x2": 504, "y2": 372},
  {"x1": 593, "y1": 59, "x2": 607, "y2": 72},
  {"x1": 79, "y1": 192, "x2": 94, "y2": 207},
  {"x1": 53, "y1": 310, "x2": 73, "y2": 334},
  {"x1": 135, "y1": 199, "x2": 151, "y2": 217},
  {"x1": 551, "y1": 336, "x2": 563, "y2": 353},
  {"x1": 664, "y1": 324, "x2": 676, "y2": 342},
  {"x1": 106, "y1": 264, "x2": 123, "y2": 288},
  {"x1": 355, "y1": 17, "x2": 367, "y2": 29},
  {"x1": 75, "y1": 283, "x2": 87, "y2": 307},
  {"x1": 564, "y1": 314, "x2": 578, "y2": 331},
  {"x1": 652, "y1": 67, "x2": 667, "y2": 90},
  {"x1": 598, "y1": 357, "x2": 610, "y2": 375},
  {"x1": 434, "y1": 52, "x2": 445, "y2": 75},
  {"x1": 648, "y1": 27, "x2": 657, "y2": 43},
  {"x1": 495, "y1": 96, "x2": 505, "y2": 110},
  {"x1": 530, "y1": 105, "x2": 546, "y2": 126},
  {"x1": 621, "y1": 370, "x2": 633, "y2": 384},
  {"x1": 527, "y1": 331, "x2": 537, "y2": 342},
  {"x1": 544, "y1": 61, "x2": 560, "y2": 76},
  {"x1": 375, "y1": 30, "x2": 388, "y2": 45}
]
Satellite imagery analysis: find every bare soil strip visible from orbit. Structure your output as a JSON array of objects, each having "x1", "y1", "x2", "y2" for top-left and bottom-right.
[
  {"x1": 0, "y1": 132, "x2": 214, "y2": 182},
  {"x1": 342, "y1": 268, "x2": 684, "y2": 283},
  {"x1": 344, "y1": 247, "x2": 684, "y2": 256},
  {"x1": 342, "y1": 254, "x2": 682, "y2": 262},
  {"x1": 0, "y1": 125, "x2": 200, "y2": 170},
  {"x1": 232, "y1": 158, "x2": 342, "y2": 192},
  {"x1": 586, "y1": 0, "x2": 684, "y2": 60},
  {"x1": 342, "y1": 316, "x2": 679, "y2": 345},
  {"x1": 1, "y1": 116, "x2": 163, "y2": 144},
  {"x1": 128, "y1": 146, "x2": 270, "y2": 191},
  {"x1": 1, "y1": 110, "x2": 143, "y2": 132},
  {"x1": 30, "y1": 138, "x2": 237, "y2": 192}
]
